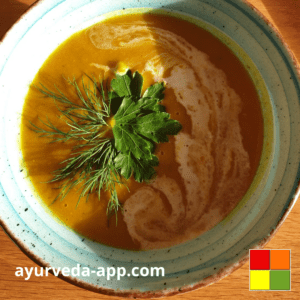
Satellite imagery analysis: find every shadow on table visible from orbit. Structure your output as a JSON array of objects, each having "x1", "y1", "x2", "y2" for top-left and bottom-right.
[{"x1": 0, "y1": 0, "x2": 31, "y2": 40}]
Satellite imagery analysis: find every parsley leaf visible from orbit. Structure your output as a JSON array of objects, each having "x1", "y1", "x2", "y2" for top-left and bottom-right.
[
  {"x1": 143, "y1": 82, "x2": 165, "y2": 101},
  {"x1": 111, "y1": 69, "x2": 144, "y2": 98},
  {"x1": 114, "y1": 152, "x2": 159, "y2": 182},
  {"x1": 134, "y1": 112, "x2": 182, "y2": 143},
  {"x1": 111, "y1": 70, "x2": 182, "y2": 181}
]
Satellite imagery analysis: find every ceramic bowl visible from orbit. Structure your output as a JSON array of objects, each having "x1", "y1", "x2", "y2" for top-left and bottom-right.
[{"x1": 1, "y1": 0, "x2": 300, "y2": 297}]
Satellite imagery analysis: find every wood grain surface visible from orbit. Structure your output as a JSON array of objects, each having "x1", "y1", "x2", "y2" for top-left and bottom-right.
[{"x1": 1, "y1": 0, "x2": 300, "y2": 299}]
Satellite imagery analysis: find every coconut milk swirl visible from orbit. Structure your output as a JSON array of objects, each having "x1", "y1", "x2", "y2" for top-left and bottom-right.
[{"x1": 89, "y1": 23, "x2": 251, "y2": 249}]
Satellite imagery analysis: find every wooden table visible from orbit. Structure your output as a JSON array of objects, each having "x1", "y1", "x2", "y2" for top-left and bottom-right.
[{"x1": 1, "y1": 0, "x2": 300, "y2": 299}]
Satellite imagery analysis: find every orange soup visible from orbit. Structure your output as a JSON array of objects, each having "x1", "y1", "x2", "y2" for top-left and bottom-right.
[{"x1": 21, "y1": 12, "x2": 263, "y2": 250}]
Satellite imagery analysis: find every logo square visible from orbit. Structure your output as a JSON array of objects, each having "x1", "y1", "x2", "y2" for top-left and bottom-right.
[
  {"x1": 270, "y1": 270, "x2": 291, "y2": 290},
  {"x1": 270, "y1": 250, "x2": 290, "y2": 270},
  {"x1": 250, "y1": 270, "x2": 270, "y2": 290},
  {"x1": 250, "y1": 249, "x2": 270, "y2": 270}
]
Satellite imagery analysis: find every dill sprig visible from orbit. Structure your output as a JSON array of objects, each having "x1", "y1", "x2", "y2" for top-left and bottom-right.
[{"x1": 30, "y1": 76, "x2": 124, "y2": 219}]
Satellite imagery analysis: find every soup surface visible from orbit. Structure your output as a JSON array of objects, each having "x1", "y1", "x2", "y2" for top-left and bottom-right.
[{"x1": 21, "y1": 12, "x2": 263, "y2": 250}]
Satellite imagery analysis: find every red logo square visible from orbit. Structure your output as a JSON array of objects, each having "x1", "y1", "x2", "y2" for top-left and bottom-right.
[{"x1": 250, "y1": 250, "x2": 270, "y2": 270}]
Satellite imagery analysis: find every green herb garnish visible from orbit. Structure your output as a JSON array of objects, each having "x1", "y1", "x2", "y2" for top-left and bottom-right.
[{"x1": 30, "y1": 70, "x2": 182, "y2": 220}]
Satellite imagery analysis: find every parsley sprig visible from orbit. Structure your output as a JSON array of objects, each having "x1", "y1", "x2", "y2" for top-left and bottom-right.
[{"x1": 30, "y1": 70, "x2": 182, "y2": 220}]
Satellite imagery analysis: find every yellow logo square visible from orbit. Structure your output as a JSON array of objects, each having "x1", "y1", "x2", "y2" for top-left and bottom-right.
[{"x1": 250, "y1": 270, "x2": 270, "y2": 290}]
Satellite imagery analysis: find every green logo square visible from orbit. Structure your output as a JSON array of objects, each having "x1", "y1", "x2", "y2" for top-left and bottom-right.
[{"x1": 270, "y1": 270, "x2": 290, "y2": 290}]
